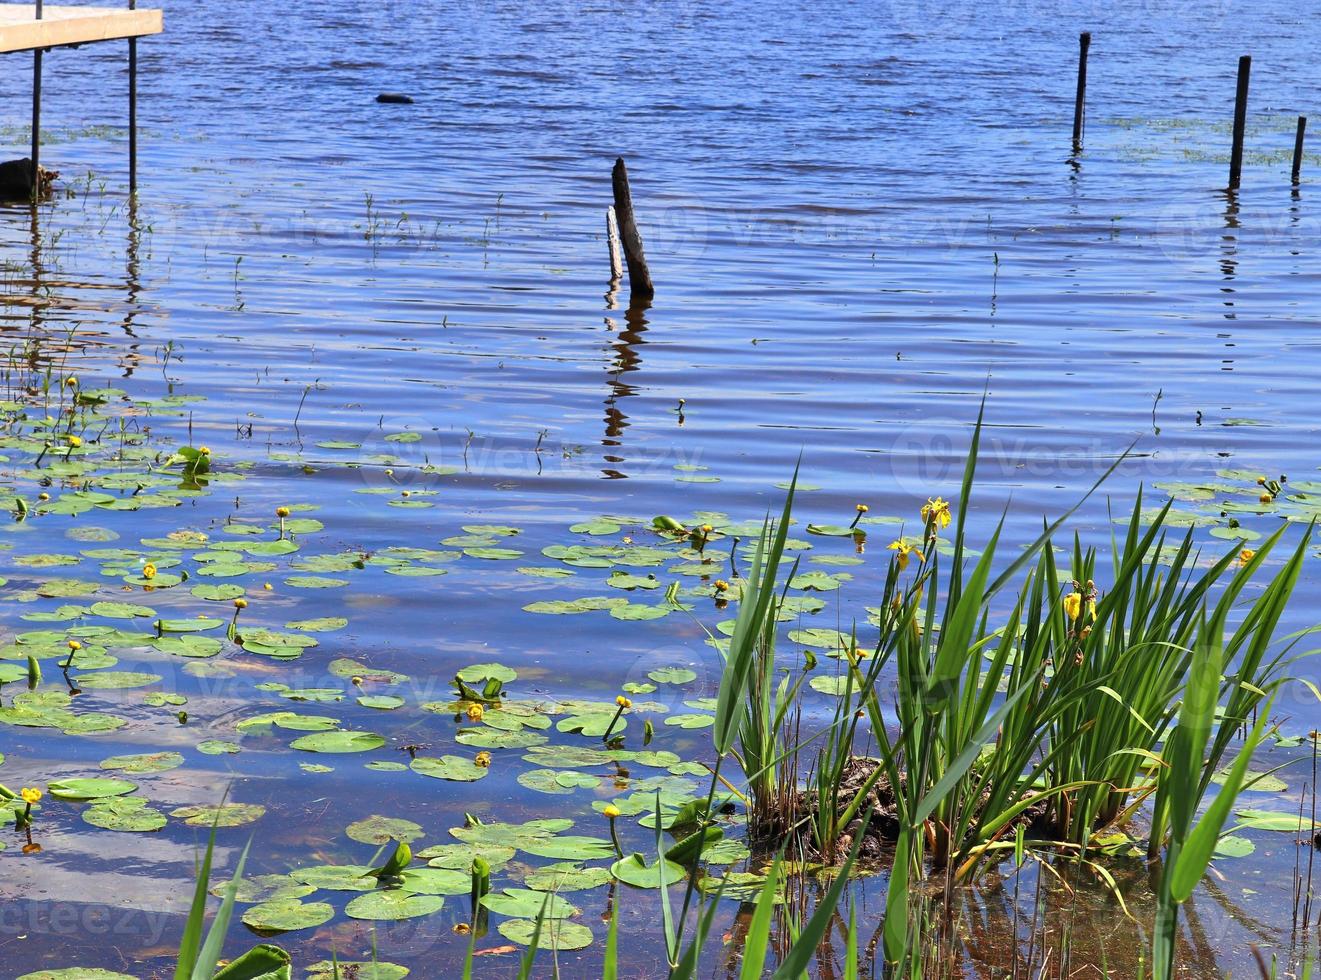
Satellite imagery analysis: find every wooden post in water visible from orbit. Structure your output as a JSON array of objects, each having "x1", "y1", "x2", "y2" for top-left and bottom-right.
[
  {"x1": 1072, "y1": 31, "x2": 1091, "y2": 153},
  {"x1": 1292, "y1": 116, "x2": 1307, "y2": 185},
  {"x1": 611, "y1": 157, "x2": 654, "y2": 300},
  {"x1": 129, "y1": 0, "x2": 137, "y2": 195},
  {"x1": 606, "y1": 206, "x2": 623, "y2": 281},
  {"x1": 1228, "y1": 55, "x2": 1251, "y2": 190},
  {"x1": 30, "y1": 0, "x2": 43, "y2": 199}
]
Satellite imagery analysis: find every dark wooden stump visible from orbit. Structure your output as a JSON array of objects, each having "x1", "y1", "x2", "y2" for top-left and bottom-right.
[{"x1": 611, "y1": 157, "x2": 655, "y2": 300}]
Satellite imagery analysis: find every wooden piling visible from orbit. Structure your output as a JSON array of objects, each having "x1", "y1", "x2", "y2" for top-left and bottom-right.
[
  {"x1": 606, "y1": 205, "x2": 623, "y2": 281},
  {"x1": 129, "y1": 0, "x2": 137, "y2": 194},
  {"x1": 610, "y1": 157, "x2": 654, "y2": 300},
  {"x1": 1072, "y1": 32, "x2": 1091, "y2": 153},
  {"x1": 1292, "y1": 116, "x2": 1307, "y2": 185},
  {"x1": 1228, "y1": 55, "x2": 1251, "y2": 190},
  {"x1": 30, "y1": 0, "x2": 42, "y2": 199}
]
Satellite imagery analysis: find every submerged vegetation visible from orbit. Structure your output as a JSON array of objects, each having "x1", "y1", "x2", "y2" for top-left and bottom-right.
[{"x1": 0, "y1": 361, "x2": 1319, "y2": 978}]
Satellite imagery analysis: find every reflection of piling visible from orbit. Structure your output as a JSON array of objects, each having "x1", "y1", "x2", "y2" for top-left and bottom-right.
[
  {"x1": 1071, "y1": 32, "x2": 1091, "y2": 154},
  {"x1": 1292, "y1": 116, "x2": 1307, "y2": 186},
  {"x1": 1228, "y1": 55, "x2": 1251, "y2": 190},
  {"x1": 611, "y1": 157, "x2": 655, "y2": 301}
]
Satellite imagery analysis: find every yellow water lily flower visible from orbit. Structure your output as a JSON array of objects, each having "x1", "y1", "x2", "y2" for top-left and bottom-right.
[
  {"x1": 21, "y1": 787, "x2": 42, "y2": 804},
  {"x1": 64, "y1": 377, "x2": 78, "y2": 387},
  {"x1": 199, "y1": 446, "x2": 211, "y2": 455},
  {"x1": 713, "y1": 579, "x2": 729, "y2": 593},
  {"x1": 474, "y1": 751, "x2": 492, "y2": 768},
  {"x1": 466, "y1": 703, "x2": 484, "y2": 722},
  {"x1": 67, "y1": 435, "x2": 82, "y2": 448},
  {"x1": 615, "y1": 696, "x2": 632, "y2": 709},
  {"x1": 1259, "y1": 493, "x2": 1273, "y2": 504},
  {"x1": 887, "y1": 539, "x2": 921, "y2": 571},
  {"x1": 921, "y1": 496, "x2": 952, "y2": 529},
  {"x1": 142, "y1": 563, "x2": 157, "y2": 580},
  {"x1": 603, "y1": 803, "x2": 622, "y2": 819},
  {"x1": 856, "y1": 503, "x2": 869, "y2": 513},
  {"x1": 233, "y1": 598, "x2": 248, "y2": 609},
  {"x1": 1239, "y1": 548, "x2": 1256, "y2": 566},
  {"x1": 276, "y1": 506, "x2": 291, "y2": 518},
  {"x1": 67, "y1": 639, "x2": 81, "y2": 651}
]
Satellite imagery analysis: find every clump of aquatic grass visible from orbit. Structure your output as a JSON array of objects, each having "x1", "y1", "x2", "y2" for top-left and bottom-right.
[{"x1": 174, "y1": 820, "x2": 291, "y2": 980}]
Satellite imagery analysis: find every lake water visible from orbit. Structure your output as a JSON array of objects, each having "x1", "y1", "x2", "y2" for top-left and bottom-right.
[{"x1": 1, "y1": 0, "x2": 1320, "y2": 975}]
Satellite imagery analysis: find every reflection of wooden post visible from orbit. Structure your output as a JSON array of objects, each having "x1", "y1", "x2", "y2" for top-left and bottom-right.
[
  {"x1": 611, "y1": 157, "x2": 654, "y2": 300},
  {"x1": 606, "y1": 206, "x2": 623, "y2": 281},
  {"x1": 1228, "y1": 55, "x2": 1250, "y2": 190},
  {"x1": 1072, "y1": 32, "x2": 1091, "y2": 154},
  {"x1": 1292, "y1": 116, "x2": 1307, "y2": 185}
]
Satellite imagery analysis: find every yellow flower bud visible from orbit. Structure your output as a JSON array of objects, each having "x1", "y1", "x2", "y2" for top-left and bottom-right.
[
  {"x1": 615, "y1": 696, "x2": 632, "y2": 709},
  {"x1": 603, "y1": 804, "x2": 622, "y2": 819},
  {"x1": 67, "y1": 639, "x2": 81, "y2": 651},
  {"x1": 276, "y1": 506, "x2": 291, "y2": 518},
  {"x1": 466, "y1": 703, "x2": 485, "y2": 722},
  {"x1": 233, "y1": 598, "x2": 248, "y2": 609}
]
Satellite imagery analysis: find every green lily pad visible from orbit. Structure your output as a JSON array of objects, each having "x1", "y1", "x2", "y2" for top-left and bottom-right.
[
  {"x1": 99, "y1": 751, "x2": 184, "y2": 774},
  {"x1": 197, "y1": 740, "x2": 242, "y2": 755},
  {"x1": 306, "y1": 964, "x2": 406, "y2": 980},
  {"x1": 610, "y1": 853, "x2": 687, "y2": 888},
  {"x1": 647, "y1": 667, "x2": 696, "y2": 685},
  {"x1": 74, "y1": 671, "x2": 162, "y2": 690},
  {"x1": 497, "y1": 917, "x2": 594, "y2": 951},
  {"x1": 481, "y1": 887, "x2": 579, "y2": 919},
  {"x1": 419, "y1": 843, "x2": 515, "y2": 871},
  {"x1": 519, "y1": 835, "x2": 615, "y2": 861},
  {"x1": 288, "y1": 864, "x2": 378, "y2": 892},
  {"x1": 208, "y1": 874, "x2": 316, "y2": 904},
  {"x1": 83, "y1": 798, "x2": 167, "y2": 832},
  {"x1": 410, "y1": 755, "x2": 488, "y2": 782},
  {"x1": 397, "y1": 867, "x2": 470, "y2": 895},
  {"x1": 241, "y1": 899, "x2": 334, "y2": 932},
  {"x1": 291, "y1": 730, "x2": 385, "y2": 753},
  {"x1": 171, "y1": 803, "x2": 266, "y2": 827},
  {"x1": 344, "y1": 891, "x2": 443, "y2": 921},
  {"x1": 347, "y1": 814, "x2": 426, "y2": 844},
  {"x1": 524, "y1": 863, "x2": 613, "y2": 892},
  {"x1": 47, "y1": 777, "x2": 137, "y2": 800},
  {"x1": 1235, "y1": 809, "x2": 1319, "y2": 833},
  {"x1": 664, "y1": 713, "x2": 714, "y2": 729}
]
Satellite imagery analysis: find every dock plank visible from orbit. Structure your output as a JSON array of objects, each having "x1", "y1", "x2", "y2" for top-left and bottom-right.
[{"x1": 0, "y1": 4, "x2": 161, "y2": 54}]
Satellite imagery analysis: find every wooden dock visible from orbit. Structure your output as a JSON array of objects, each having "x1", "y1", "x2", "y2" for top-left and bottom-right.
[
  {"x1": 0, "y1": 4, "x2": 161, "y2": 53},
  {"x1": 1, "y1": 4, "x2": 163, "y2": 199}
]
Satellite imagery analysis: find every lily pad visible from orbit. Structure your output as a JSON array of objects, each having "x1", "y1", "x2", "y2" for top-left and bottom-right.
[
  {"x1": 347, "y1": 814, "x2": 426, "y2": 844},
  {"x1": 291, "y1": 731, "x2": 385, "y2": 753},
  {"x1": 410, "y1": 755, "x2": 488, "y2": 782},
  {"x1": 99, "y1": 751, "x2": 184, "y2": 774},
  {"x1": 497, "y1": 917, "x2": 594, "y2": 951},
  {"x1": 47, "y1": 777, "x2": 137, "y2": 801},
  {"x1": 241, "y1": 899, "x2": 334, "y2": 932},
  {"x1": 344, "y1": 891, "x2": 444, "y2": 921}
]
